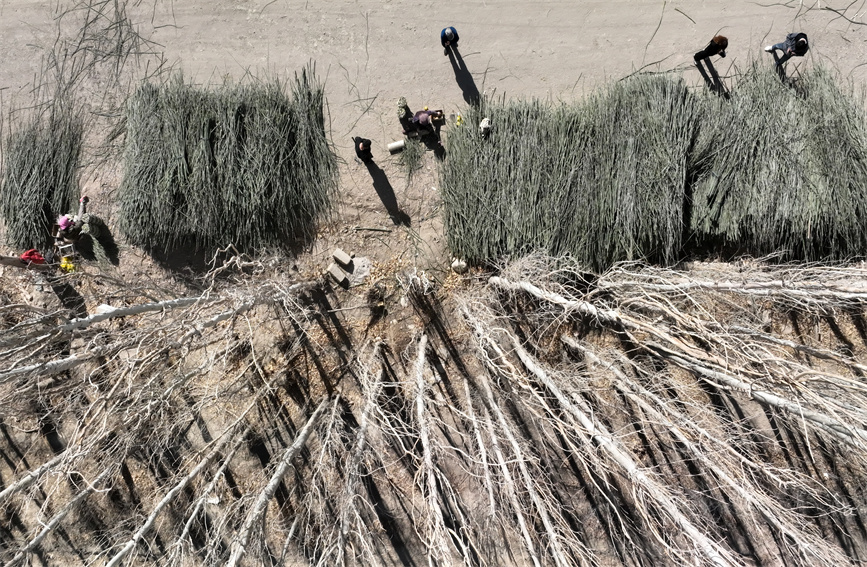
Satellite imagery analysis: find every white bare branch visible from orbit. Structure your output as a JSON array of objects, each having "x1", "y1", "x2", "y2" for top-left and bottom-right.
[{"x1": 227, "y1": 395, "x2": 334, "y2": 567}]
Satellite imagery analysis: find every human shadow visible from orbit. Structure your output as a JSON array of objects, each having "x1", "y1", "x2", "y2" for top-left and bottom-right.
[
  {"x1": 408, "y1": 116, "x2": 446, "y2": 160},
  {"x1": 448, "y1": 47, "x2": 480, "y2": 106},
  {"x1": 49, "y1": 277, "x2": 88, "y2": 320},
  {"x1": 75, "y1": 218, "x2": 120, "y2": 266},
  {"x1": 419, "y1": 132, "x2": 446, "y2": 160},
  {"x1": 694, "y1": 58, "x2": 730, "y2": 99},
  {"x1": 365, "y1": 161, "x2": 411, "y2": 226}
]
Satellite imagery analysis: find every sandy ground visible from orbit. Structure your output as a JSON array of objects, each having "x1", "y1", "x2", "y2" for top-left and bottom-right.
[
  {"x1": 1, "y1": 4, "x2": 867, "y2": 563},
  {"x1": 1, "y1": 0, "x2": 867, "y2": 279}
]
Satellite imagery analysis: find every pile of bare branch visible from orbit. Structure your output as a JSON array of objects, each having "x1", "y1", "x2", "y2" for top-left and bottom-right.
[
  {"x1": 466, "y1": 254, "x2": 867, "y2": 565},
  {"x1": 3, "y1": 254, "x2": 867, "y2": 566},
  {"x1": 0, "y1": 255, "x2": 327, "y2": 566}
]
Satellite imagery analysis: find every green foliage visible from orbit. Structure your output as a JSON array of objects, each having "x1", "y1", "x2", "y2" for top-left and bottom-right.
[
  {"x1": 441, "y1": 66, "x2": 867, "y2": 268},
  {"x1": 118, "y1": 68, "x2": 337, "y2": 252},
  {"x1": 691, "y1": 64, "x2": 867, "y2": 260},
  {"x1": 0, "y1": 107, "x2": 83, "y2": 250},
  {"x1": 440, "y1": 75, "x2": 698, "y2": 270},
  {"x1": 397, "y1": 136, "x2": 425, "y2": 182}
]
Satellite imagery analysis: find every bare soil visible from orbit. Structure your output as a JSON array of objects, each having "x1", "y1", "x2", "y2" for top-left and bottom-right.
[
  {"x1": 3, "y1": 2, "x2": 867, "y2": 566},
  {"x1": 3, "y1": 0, "x2": 866, "y2": 284}
]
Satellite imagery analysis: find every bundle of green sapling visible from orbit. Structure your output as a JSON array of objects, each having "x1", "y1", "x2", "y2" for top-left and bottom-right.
[
  {"x1": 288, "y1": 67, "x2": 337, "y2": 225},
  {"x1": 0, "y1": 105, "x2": 84, "y2": 250},
  {"x1": 689, "y1": 64, "x2": 867, "y2": 260},
  {"x1": 555, "y1": 75, "x2": 698, "y2": 269},
  {"x1": 118, "y1": 68, "x2": 336, "y2": 252},
  {"x1": 797, "y1": 67, "x2": 867, "y2": 257},
  {"x1": 440, "y1": 75, "x2": 698, "y2": 271},
  {"x1": 397, "y1": 132, "x2": 425, "y2": 182},
  {"x1": 439, "y1": 99, "x2": 569, "y2": 263}
]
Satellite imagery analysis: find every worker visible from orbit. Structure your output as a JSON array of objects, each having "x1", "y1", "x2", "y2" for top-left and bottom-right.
[
  {"x1": 694, "y1": 35, "x2": 729, "y2": 97},
  {"x1": 765, "y1": 33, "x2": 809, "y2": 80},
  {"x1": 55, "y1": 195, "x2": 89, "y2": 244},
  {"x1": 441, "y1": 26, "x2": 459, "y2": 56},
  {"x1": 353, "y1": 137, "x2": 373, "y2": 163}
]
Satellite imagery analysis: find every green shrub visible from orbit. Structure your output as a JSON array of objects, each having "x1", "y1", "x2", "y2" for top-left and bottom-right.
[
  {"x1": 1, "y1": 107, "x2": 83, "y2": 250},
  {"x1": 440, "y1": 75, "x2": 698, "y2": 270},
  {"x1": 441, "y1": 65, "x2": 867, "y2": 268},
  {"x1": 118, "y1": 68, "x2": 336, "y2": 252}
]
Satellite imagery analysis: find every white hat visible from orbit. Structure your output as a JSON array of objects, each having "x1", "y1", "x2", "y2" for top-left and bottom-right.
[{"x1": 445, "y1": 28, "x2": 454, "y2": 40}]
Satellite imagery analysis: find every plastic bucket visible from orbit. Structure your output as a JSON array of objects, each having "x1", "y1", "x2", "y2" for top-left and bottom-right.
[{"x1": 388, "y1": 140, "x2": 406, "y2": 154}]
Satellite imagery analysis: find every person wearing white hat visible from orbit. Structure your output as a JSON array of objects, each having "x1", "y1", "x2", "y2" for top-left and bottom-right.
[{"x1": 441, "y1": 26, "x2": 459, "y2": 56}]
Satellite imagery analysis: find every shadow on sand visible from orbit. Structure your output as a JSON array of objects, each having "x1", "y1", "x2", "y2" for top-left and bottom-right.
[
  {"x1": 365, "y1": 161, "x2": 411, "y2": 226},
  {"x1": 448, "y1": 47, "x2": 481, "y2": 106}
]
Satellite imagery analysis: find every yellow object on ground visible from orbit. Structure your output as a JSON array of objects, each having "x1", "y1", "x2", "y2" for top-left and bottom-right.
[{"x1": 60, "y1": 257, "x2": 76, "y2": 273}]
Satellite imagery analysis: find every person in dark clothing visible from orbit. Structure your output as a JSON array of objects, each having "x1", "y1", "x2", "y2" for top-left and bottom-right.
[
  {"x1": 411, "y1": 109, "x2": 445, "y2": 135},
  {"x1": 765, "y1": 33, "x2": 809, "y2": 79},
  {"x1": 694, "y1": 35, "x2": 729, "y2": 97},
  {"x1": 413, "y1": 110, "x2": 434, "y2": 132},
  {"x1": 694, "y1": 35, "x2": 728, "y2": 61},
  {"x1": 397, "y1": 97, "x2": 414, "y2": 134},
  {"x1": 353, "y1": 137, "x2": 373, "y2": 163},
  {"x1": 441, "y1": 26, "x2": 459, "y2": 56}
]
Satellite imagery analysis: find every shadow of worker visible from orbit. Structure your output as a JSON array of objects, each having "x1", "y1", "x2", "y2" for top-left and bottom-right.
[
  {"x1": 448, "y1": 47, "x2": 480, "y2": 105},
  {"x1": 365, "y1": 161, "x2": 411, "y2": 226}
]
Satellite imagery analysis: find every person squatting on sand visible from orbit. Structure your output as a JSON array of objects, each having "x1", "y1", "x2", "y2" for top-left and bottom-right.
[
  {"x1": 55, "y1": 196, "x2": 89, "y2": 244},
  {"x1": 412, "y1": 108, "x2": 445, "y2": 134},
  {"x1": 765, "y1": 33, "x2": 809, "y2": 79},
  {"x1": 441, "y1": 26, "x2": 459, "y2": 56},
  {"x1": 353, "y1": 137, "x2": 373, "y2": 163}
]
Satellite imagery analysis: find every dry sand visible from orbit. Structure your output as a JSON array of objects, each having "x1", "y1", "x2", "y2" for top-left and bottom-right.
[
  {"x1": 1, "y1": 0, "x2": 866, "y2": 273},
  {"x1": 1, "y1": 4, "x2": 867, "y2": 563}
]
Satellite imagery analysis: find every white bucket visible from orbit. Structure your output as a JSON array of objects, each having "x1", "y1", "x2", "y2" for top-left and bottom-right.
[{"x1": 388, "y1": 140, "x2": 406, "y2": 154}]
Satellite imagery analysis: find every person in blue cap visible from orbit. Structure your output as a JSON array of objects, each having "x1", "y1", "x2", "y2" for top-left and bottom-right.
[{"x1": 441, "y1": 26, "x2": 459, "y2": 56}]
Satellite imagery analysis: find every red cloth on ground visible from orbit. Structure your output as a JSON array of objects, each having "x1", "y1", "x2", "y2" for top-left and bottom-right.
[{"x1": 20, "y1": 249, "x2": 45, "y2": 264}]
